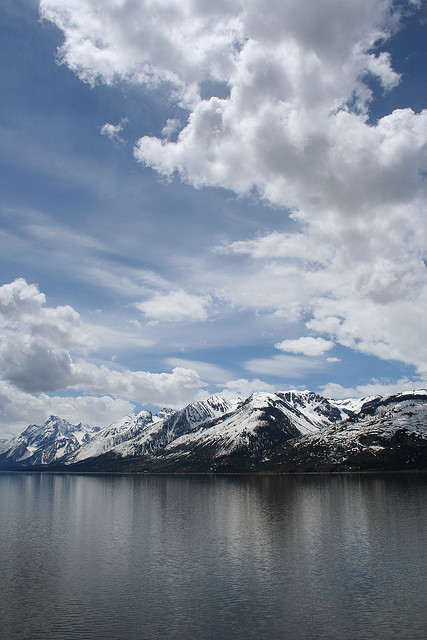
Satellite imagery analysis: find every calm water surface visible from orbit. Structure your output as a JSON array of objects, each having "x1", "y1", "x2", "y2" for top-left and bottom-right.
[{"x1": 0, "y1": 472, "x2": 426, "y2": 640}]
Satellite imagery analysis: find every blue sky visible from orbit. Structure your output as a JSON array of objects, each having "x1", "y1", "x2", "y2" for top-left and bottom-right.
[{"x1": 0, "y1": 0, "x2": 426, "y2": 436}]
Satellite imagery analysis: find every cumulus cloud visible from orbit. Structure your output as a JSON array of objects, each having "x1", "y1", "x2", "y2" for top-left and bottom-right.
[
  {"x1": 135, "y1": 289, "x2": 211, "y2": 323},
  {"x1": 218, "y1": 377, "x2": 277, "y2": 400},
  {"x1": 162, "y1": 118, "x2": 181, "y2": 140},
  {"x1": 0, "y1": 381, "x2": 135, "y2": 438},
  {"x1": 40, "y1": 0, "x2": 244, "y2": 104},
  {"x1": 40, "y1": 0, "x2": 427, "y2": 374},
  {"x1": 275, "y1": 337, "x2": 335, "y2": 357},
  {"x1": 0, "y1": 279, "x2": 208, "y2": 433},
  {"x1": 69, "y1": 361, "x2": 206, "y2": 406},
  {"x1": 0, "y1": 278, "x2": 97, "y2": 392}
]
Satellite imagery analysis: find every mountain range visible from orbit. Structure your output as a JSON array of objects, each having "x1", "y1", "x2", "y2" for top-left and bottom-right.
[{"x1": 0, "y1": 390, "x2": 426, "y2": 472}]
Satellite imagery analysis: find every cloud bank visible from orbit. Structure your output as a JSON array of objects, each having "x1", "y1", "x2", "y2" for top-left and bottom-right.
[{"x1": 0, "y1": 279, "x2": 207, "y2": 433}]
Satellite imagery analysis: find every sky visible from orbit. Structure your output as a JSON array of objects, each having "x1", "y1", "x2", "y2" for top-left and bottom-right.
[{"x1": 1, "y1": 0, "x2": 427, "y2": 437}]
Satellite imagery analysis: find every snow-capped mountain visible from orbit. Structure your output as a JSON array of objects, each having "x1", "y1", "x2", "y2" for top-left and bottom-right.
[
  {"x1": 62, "y1": 391, "x2": 348, "y2": 472},
  {"x1": 67, "y1": 395, "x2": 240, "y2": 465},
  {"x1": 333, "y1": 396, "x2": 382, "y2": 414},
  {"x1": 67, "y1": 409, "x2": 168, "y2": 464},
  {"x1": 260, "y1": 391, "x2": 427, "y2": 472},
  {"x1": 153, "y1": 390, "x2": 346, "y2": 470},
  {"x1": 0, "y1": 416, "x2": 100, "y2": 467},
  {"x1": 1, "y1": 390, "x2": 426, "y2": 472}
]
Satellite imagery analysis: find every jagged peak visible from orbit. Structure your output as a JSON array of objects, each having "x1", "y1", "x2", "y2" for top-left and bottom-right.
[
  {"x1": 245, "y1": 389, "x2": 328, "y2": 406},
  {"x1": 205, "y1": 393, "x2": 227, "y2": 404}
]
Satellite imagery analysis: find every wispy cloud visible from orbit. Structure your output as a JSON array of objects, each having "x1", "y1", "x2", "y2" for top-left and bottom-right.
[
  {"x1": 136, "y1": 290, "x2": 211, "y2": 323},
  {"x1": 275, "y1": 337, "x2": 335, "y2": 357},
  {"x1": 321, "y1": 377, "x2": 427, "y2": 400},
  {"x1": 166, "y1": 358, "x2": 232, "y2": 384},
  {"x1": 100, "y1": 117, "x2": 128, "y2": 143},
  {"x1": 245, "y1": 354, "x2": 327, "y2": 378}
]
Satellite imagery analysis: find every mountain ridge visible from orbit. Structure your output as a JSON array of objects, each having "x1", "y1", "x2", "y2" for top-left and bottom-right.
[
  {"x1": 0, "y1": 389, "x2": 426, "y2": 472},
  {"x1": 0, "y1": 416, "x2": 100, "y2": 467}
]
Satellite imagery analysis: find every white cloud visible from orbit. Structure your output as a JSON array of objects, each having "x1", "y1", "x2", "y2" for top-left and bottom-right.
[
  {"x1": 84, "y1": 265, "x2": 170, "y2": 298},
  {"x1": 212, "y1": 258, "x2": 318, "y2": 322},
  {"x1": 218, "y1": 377, "x2": 277, "y2": 400},
  {"x1": 0, "y1": 381, "x2": 135, "y2": 438},
  {"x1": 40, "y1": 0, "x2": 427, "y2": 374},
  {"x1": 0, "y1": 278, "x2": 97, "y2": 392},
  {"x1": 130, "y1": 3, "x2": 407, "y2": 209},
  {"x1": 69, "y1": 361, "x2": 207, "y2": 407},
  {"x1": 245, "y1": 354, "x2": 326, "y2": 378},
  {"x1": 275, "y1": 336, "x2": 334, "y2": 356},
  {"x1": 217, "y1": 231, "x2": 332, "y2": 264},
  {"x1": 166, "y1": 358, "x2": 231, "y2": 384},
  {"x1": 321, "y1": 377, "x2": 427, "y2": 400},
  {"x1": 40, "y1": 0, "x2": 244, "y2": 104},
  {"x1": 86, "y1": 323, "x2": 154, "y2": 349},
  {"x1": 100, "y1": 117, "x2": 128, "y2": 143},
  {"x1": 162, "y1": 118, "x2": 181, "y2": 139},
  {"x1": 0, "y1": 279, "x2": 208, "y2": 430},
  {"x1": 136, "y1": 289, "x2": 211, "y2": 323},
  {"x1": 214, "y1": 218, "x2": 427, "y2": 371}
]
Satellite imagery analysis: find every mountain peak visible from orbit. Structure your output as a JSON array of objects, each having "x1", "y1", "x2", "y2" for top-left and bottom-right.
[
  {"x1": 1, "y1": 387, "x2": 426, "y2": 472},
  {"x1": 0, "y1": 416, "x2": 98, "y2": 467}
]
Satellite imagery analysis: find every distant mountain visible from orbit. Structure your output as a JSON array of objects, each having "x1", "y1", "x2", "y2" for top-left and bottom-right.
[
  {"x1": 138, "y1": 390, "x2": 347, "y2": 472},
  {"x1": 1, "y1": 390, "x2": 426, "y2": 472},
  {"x1": 61, "y1": 390, "x2": 349, "y2": 472},
  {"x1": 67, "y1": 409, "x2": 169, "y2": 464},
  {"x1": 66, "y1": 394, "x2": 240, "y2": 467},
  {"x1": 0, "y1": 416, "x2": 99, "y2": 467}
]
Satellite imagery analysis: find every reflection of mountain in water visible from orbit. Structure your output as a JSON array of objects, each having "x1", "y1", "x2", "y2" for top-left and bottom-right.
[{"x1": 2, "y1": 473, "x2": 425, "y2": 639}]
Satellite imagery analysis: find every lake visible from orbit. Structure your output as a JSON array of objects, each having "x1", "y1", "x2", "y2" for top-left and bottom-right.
[{"x1": 0, "y1": 472, "x2": 426, "y2": 640}]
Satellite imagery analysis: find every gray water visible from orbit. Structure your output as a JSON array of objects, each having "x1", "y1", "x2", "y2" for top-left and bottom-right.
[{"x1": 0, "y1": 473, "x2": 426, "y2": 640}]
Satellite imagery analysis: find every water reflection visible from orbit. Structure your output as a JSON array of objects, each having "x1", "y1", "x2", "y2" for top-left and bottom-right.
[{"x1": 0, "y1": 472, "x2": 426, "y2": 640}]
